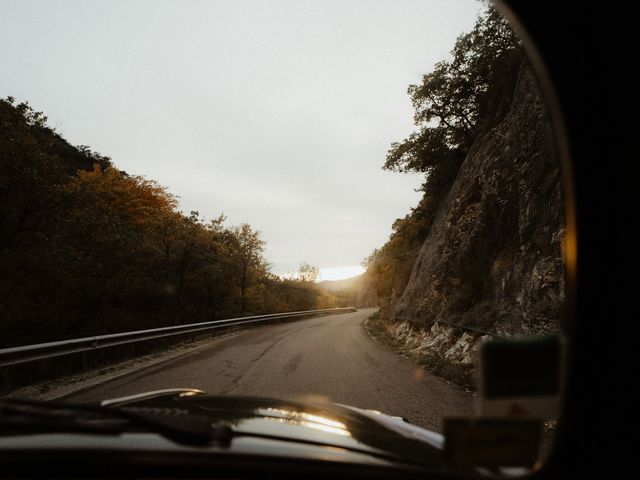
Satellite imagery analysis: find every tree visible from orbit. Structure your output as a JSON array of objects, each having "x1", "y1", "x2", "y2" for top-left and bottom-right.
[
  {"x1": 384, "y1": 5, "x2": 520, "y2": 175},
  {"x1": 225, "y1": 224, "x2": 268, "y2": 313},
  {"x1": 298, "y1": 262, "x2": 320, "y2": 283}
]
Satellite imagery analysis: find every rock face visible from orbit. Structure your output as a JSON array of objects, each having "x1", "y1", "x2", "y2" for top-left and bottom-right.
[
  {"x1": 385, "y1": 320, "x2": 480, "y2": 365},
  {"x1": 391, "y1": 63, "x2": 565, "y2": 336}
]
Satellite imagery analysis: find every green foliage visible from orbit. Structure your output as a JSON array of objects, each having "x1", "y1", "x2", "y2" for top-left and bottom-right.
[
  {"x1": 0, "y1": 97, "x2": 334, "y2": 347},
  {"x1": 366, "y1": 6, "x2": 521, "y2": 315},
  {"x1": 384, "y1": 6, "x2": 520, "y2": 175}
]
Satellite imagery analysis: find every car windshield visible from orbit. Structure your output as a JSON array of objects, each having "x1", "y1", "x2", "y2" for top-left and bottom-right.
[{"x1": 0, "y1": 0, "x2": 568, "y2": 474}]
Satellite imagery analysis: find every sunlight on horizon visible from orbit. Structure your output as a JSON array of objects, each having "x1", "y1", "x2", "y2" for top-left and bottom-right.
[{"x1": 318, "y1": 266, "x2": 365, "y2": 282}]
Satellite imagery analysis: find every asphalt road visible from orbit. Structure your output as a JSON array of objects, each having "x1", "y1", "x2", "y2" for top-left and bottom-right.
[{"x1": 63, "y1": 309, "x2": 473, "y2": 431}]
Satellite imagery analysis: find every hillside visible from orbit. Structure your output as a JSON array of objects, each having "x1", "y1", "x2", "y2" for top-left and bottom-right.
[
  {"x1": 0, "y1": 98, "x2": 337, "y2": 348},
  {"x1": 359, "y1": 7, "x2": 566, "y2": 378},
  {"x1": 392, "y1": 62, "x2": 564, "y2": 336},
  {"x1": 363, "y1": 60, "x2": 566, "y2": 382},
  {"x1": 317, "y1": 275, "x2": 363, "y2": 293},
  {"x1": 360, "y1": 6, "x2": 565, "y2": 334}
]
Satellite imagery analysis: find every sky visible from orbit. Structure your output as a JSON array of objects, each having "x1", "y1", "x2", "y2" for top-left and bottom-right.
[{"x1": 1, "y1": 0, "x2": 482, "y2": 280}]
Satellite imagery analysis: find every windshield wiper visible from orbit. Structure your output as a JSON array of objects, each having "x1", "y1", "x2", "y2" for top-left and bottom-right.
[{"x1": 0, "y1": 398, "x2": 231, "y2": 446}]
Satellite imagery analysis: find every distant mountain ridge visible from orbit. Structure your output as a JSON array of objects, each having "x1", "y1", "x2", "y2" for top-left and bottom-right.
[{"x1": 317, "y1": 274, "x2": 363, "y2": 293}]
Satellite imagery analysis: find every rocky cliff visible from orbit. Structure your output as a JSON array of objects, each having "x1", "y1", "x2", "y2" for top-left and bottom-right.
[{"x1": 391, "y1": 62, "x2": 565, "y2": 337}]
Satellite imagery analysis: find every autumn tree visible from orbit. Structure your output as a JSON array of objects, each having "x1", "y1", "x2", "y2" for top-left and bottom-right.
[
  {"x1": 224, "y1": 223, "x2": 268, "y2": 313},
  {"x1": 0, "y1": 98, "x2": 114, "y2": 342},
  {"x1": 298, "y1": 262, "x2": 320, "y2": 283},
  {"x1": 0, "y1": 97, "x2": 332, "y2": 348}
]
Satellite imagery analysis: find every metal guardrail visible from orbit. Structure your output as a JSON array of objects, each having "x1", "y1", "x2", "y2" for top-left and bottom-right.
[{"x1": 0, "y1": 307, "x2": 356, "y2": 368}]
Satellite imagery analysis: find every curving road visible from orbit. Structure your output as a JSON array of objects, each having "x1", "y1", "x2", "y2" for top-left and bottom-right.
[{"x1": 63, "y1": 309, "x2": 473, "y2": 431}]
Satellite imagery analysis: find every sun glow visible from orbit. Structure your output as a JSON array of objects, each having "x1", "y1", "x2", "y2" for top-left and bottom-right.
[{"x1": 318, "y1": 266, "x2": 365, "y2": 282}]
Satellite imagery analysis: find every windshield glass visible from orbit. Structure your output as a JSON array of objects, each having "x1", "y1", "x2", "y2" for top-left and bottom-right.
[{"x1": 1, "y1": 0, "x2": 568, "y2": 473}]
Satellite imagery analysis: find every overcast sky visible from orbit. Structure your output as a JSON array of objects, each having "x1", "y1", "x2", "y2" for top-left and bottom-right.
[{"x1": 1, "y1": 0, "x2": 482, "y2": 279}]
